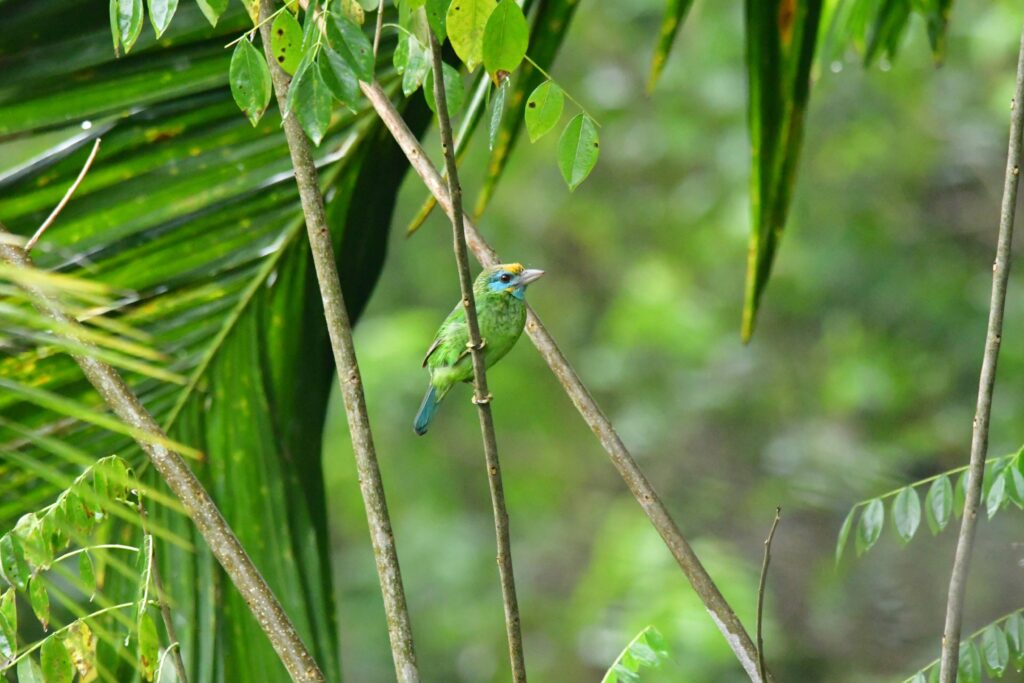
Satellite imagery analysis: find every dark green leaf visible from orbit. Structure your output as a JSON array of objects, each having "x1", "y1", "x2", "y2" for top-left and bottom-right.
[
  {"x1": 1006, "y1": 612, "x2": 1024, "y2": 663},
  {"x1": 326, "y1": 12, "x2": 374, "y2": 82},
  {"x1": 959, "y1": 640, "x2": 982, "y2": 683},
  {"x1": 230, "y1": 40, "x2": 273, "y2": 127},
  {"x1": 525, "y1": 80, "x2": 564, "y2": 142},
  {"x1": 0, "y1": 533, "x2": 30, "y2": 590},
  {"x1": 112, "y1": 0, "x2": 145, "y2": 54},
  {"x1": 138, "y1": 611, "x2": 159, "y2": 680},
  {"x1": 925, "y1": 475, "x2": 953, "y2": 534},
  {"x1": 41, "y1": 637, "x2": 74, "y2": 683},
  {"x1": 17, "y1": 656, "x2": 45, "y2": 683},
  {"x1": 482, "y1": 0, "x2": 529, "y2": 75},
  {"x1": 426, "y1": 0, "x2": 450, "y2": 41},
  {"x1": 446, "y1": 0, "x2": 496, "y2": 71},
  {"x1": 402, "y1": 36, "x2": 431, "y2": 97},
  {"x1": 489, "y1": 78, "x2": 509, "y2": 151},
  {"x1": 320, "y1": 49, "x2": 361, "y2": 111},
  {"x1": 287, "y1": 57, "x2": 333, "y2": 146},
  {"x1": 646, "y1": 0, "x2": 695, "y2": 92},
  {"x1": 855, "y1": 498, "x2": 883, "y2": 555},
  {"x1": 79, "y1": 551, "x2": 97, "y2": 601},
  {"x1": 981, "y1": 623, "x2": 1009, "y2": 677},
  {"x1": 892, "y1": 486, "x2": 920, "y2": 543},
  {"x1": 424, "y1": 62, "x2": 466, "y2": 115},
  {"x1": 1006, "y1": 464, "x2": 1024, "y2": 509},
  {"x1": 987, "y1": 470, "x2": 1007, "y2": 519},
  {"x1": 29, "y1": 576, "x2": 50, "y2": 631},
  {"x1": 557, "y1": 114, "x2": 599, "y2": 191},
  {"x1": 741, "y1": 0, "x2": 824, "y2": 341},
  {"x1": 864, "y1": 0, "x2": 910, "y2": 67},
  {"x1": 271, "y1": 9, "x2": 305, "y2": 75},
  {"x1": 835, "y1": 506, "x2": 855, "y2": 564},
  {"x1": 195, "y1": 0, "x2": 228, "y2": 26},
  {"x1": 147, "y1": 0, "x2": 178, "y2": 37}
]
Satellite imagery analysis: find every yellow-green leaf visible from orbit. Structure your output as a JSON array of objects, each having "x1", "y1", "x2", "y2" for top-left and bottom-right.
[
  {"x1": 271, "y1": 9, "x2": 304, "y2": 75},
  {"x1": 557, "y1": 114, "x2": 599, "y2": 191},
  {"x1": 446, "y1": 0, "x2": 497, "y2": 71},
  {"x1": 29, "y1": 576, "x2": 50, "y2": 630},
  {"x1": 525, "y1": 80, "x2": 564, "y2": 142},
  {"x1": 482, "y1": 0, "x2": 529, "y2": 76},
  {"x1": 195, "y1": 0, "x2": 228, "y2": 26}
]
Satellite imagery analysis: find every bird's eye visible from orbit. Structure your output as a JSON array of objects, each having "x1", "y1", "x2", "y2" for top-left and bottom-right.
[{"x1": 499, "y1": 273, "x2": 512, "y2": 283}]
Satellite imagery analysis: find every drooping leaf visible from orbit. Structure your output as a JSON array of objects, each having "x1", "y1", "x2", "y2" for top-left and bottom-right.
[
  {"x1": 79, "y1": 551, "x2": 97, "y2": 600},
  {"x1": 954, "y1": 470, "x2": 969, "y2": 517},
  {"x1": 482, "y1": 0, "x2": 529, "y2": 76},
  {"x1": 864, "y1": 0, "x2": 911, "y2": 67},
  {"x1": 557, "y1": 114, "x2": 599, "y2": 191},
  {"x1": 1006, "y1": 612, "x2": 1024, "y2": 664},
  {"x1": 230, "y1": 39, "x2": 273, "y2": 126},
  {"x1": 17, "y1": 656, "x2": 45, "y2": 683},
  {"x1": 424, "y1": 62, "x2": 466, "y2": 115},
  {"x1": 525, "y1": 80, "x2": 564, "y2": 142},
  {"x1": 1005, "y1": 464, "x2": 1024, "y2": 509},
  {"x1": 892, "y1": 486, "x2": 920, "y2": 543},
  {"x1": 0, "y1": 587, "x2": 16, "y2": 659},
  {"x1": 326, "y1": 11, "x2": 374, "y2": 82},
  {"x1": 112, "y1": 0, "x2": 145, "y2": 55},
  {"x1": 600, "y1": 626, "x2": 670, "y2": 683},
  {"x1": 446, "y1": 0, "x2": 497, "y2": 71},
  {"x1": 0, "y1": 533, "x2": 30, "y2": 590},
  {"x1": 925, "y1": 475, "x2": 953, "y2": 534},
  {"x1": 740, "y1": 0, "x2": 824, "y2": 341},
  {"x1": 29, "y1": 575, "x2": 50, "y2": 630},
  {"x1": 986, "y1": 470, "x2": 1007, "y2": 519},
  {"x1": 147, "y1": 0, "x2": 179, "y2": 37},
  {"x1": 402, "y1": 36, "x2": 431, "y2": 97},
  {"x1": 271, "y1": 9, "x2": 304, "y2": 75},
  {"x1": 980, "y1": 623, "x2": 1009, "y2": 677},
  {"x1": 195, "y1": 0, "x2": 228, "y2": 26},
  {"x1": 138, "y1": 611, "x2": 160, "y2": 681},
  {"x1": 959, "y1": 640, "x2": 982, "y2": 683},
  {"x1": 426, "y1": 0, "x2": 450, "y2": 41},
  {"x1": 41, "y1": 636, "x2": 75, "y2": 683},
  {"x1": 646, "y1": 0, "x2": 695, "y2": 92},
  {"x1": 489, "y1": 77, "x2": 510, "y2": 151},
  {"x1": 835, "y1": 506, "x2": 855, "y2": 564},
  {"x1": 855, "y1": 498, "x2": 883, "y2": 555},
  {"x1": 287, "y1": 57, "x2": 334, "y2": 146},
  {"x1": 63, "y1": 621, "x2": 97, "y2": 681},
  {"x1": 320, "y1": 49, "x2": 361, "y2": 110}
]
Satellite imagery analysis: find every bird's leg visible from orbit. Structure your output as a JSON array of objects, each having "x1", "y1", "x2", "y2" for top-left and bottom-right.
[
  {"x1": 472, "y1": 393, "x2": 493, "y2": 405},
  {"x1": 466, "y1": 338, "x2": 487, "y2": 351},
  {"x1": 465, "y1": 340, "x2": 491, "y2": 404}
]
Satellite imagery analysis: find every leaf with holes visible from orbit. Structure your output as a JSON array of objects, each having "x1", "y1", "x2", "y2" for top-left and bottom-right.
[
  {"x1": 558, "y1": 114, "x2": 599, "y2": 191},
  {"x1": 230, "y1": 40, "x2": 272, "y2": 126},
  {"x1": 892, "y1": 486, "x2": 920, "y2": 543},
  {"x1": 271, "y1": 10, "x2": 304, "y2": 75},
  {"x1": 482, "y1": 0, "x2": 528, "y2": 76},
  {"x1": 525, "y1": 80, "x2": 564, "y2": 142},
  {"x1": 447, "y1": 0, "x2": 497, "y2": 71}
]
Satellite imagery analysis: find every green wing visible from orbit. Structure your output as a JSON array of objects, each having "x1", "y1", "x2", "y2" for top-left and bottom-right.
[{"x1": 423, "y1": 304, "x2": 470, "y2": 368}]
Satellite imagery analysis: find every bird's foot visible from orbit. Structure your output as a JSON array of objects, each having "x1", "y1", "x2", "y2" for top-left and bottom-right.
[
  {"x1": 472, "y1": 393, "x2": 493, "y2": 405},
  {"x1": 466, "y1": 338, "x2": 487, "y2": 351}
]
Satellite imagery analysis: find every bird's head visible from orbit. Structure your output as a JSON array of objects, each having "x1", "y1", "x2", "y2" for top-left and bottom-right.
[{"x1": 476, "y1": 263, "x2": 544, "y2": 300}]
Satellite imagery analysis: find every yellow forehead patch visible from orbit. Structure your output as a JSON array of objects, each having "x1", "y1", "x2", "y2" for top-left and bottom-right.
[{"x1": 502, "y1": 263, "x2": 524, "y2": 274}]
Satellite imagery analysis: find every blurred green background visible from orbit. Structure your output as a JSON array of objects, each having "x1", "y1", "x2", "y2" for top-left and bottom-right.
[{"x1": 323, "y1": 1, "x2": 1024, "y2": 681}]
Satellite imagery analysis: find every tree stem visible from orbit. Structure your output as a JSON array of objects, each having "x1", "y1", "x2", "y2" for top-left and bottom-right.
[
  {"x1": 426, "y1": 32, "x2": 528, "y2": 683},
  {"x1": 938, "y1": 24, "x2": 1024, "y2": 682},
  {"x1": 359, "y1": 80, "x2": 770, "y2": 682},
  {"x1": 257, "y1": 2, "x2": 420, "y2": 681},
  {"x1": 0, "y1": 231, "x2": 325, "y2": 682}
]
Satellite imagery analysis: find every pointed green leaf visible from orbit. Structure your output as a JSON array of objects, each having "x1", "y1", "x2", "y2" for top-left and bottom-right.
[
  {"x1": 424, "y1": 62, "x2": 466, "y2": 115},
  {"x1": 426, "y1": 0, "x2": 450, "y2": 41},
  {"x1": 855, "y1": 498, "x2": 884, "y2": 555},
  {"x1": 320, "y1": 49, "x2": 361, "y2": 110},
  {"x1": 0, "y1": 533, "x2": 30, "y2": 590},
  {"x1": 987, "y1": 470, "x2": 1007, "y2": 519},
  {"x1": 14, "y1": 514, "x2": 50, "y2": 570},
  {"x1": 1006, "y1": 612, "x2": 1024, "y2": 663},
  {"x1": 908, "y1": 673, "x2": 926, "y2": 683},
  {"x1": 402, "y1": 36, "x2": 431, "y2": 97},
  {"x1": 79, "y1": 551, "x2": 97, "y2": 601},
  {"x1": 29, "y1": 576, "x2": 50, "y2": 631},
  {"x1": 892, "y1": 486, "x2": 920, "y2": 543},
  {"x1": 925, "y1": 475, "x2": 953, "y2": 534},
  {"x1": 138, "y1": 611, "x2": 160, "y2": 681},
  {"x1": 112, "y1": 0, "x2": 144, "y2": 54},
  {"x1": 482, "y1": 0, "x2": 529, "y2": 75},
  {"x1": 489, "y1": 78, "x2": 509, "y2": 151},
  {"x1": 147, "y1": 0, "x2": 178, "y2": 37},
  {"x1": 230, "y1": 40, "x2": 273, "y2": 127},
  {"x1": 446, "y1": 0, "x2": 497, "y2": 71},
  {"x1": 558, "y1": 114, "x2": 599, "y2": 191},
  {"x1": 646, "y1": 0, "x2": 695, "y2": 92},
  {"x1": 981, "y1": 624, "x2": 1009, "y2": 677},
  {"x1": 959, "y1": 640, "x2": 982, "y2": 683},
  {"x1": 954, "y1": 470, "x2": 969, "y2": 517},
  {"x1": 835, "y1": 506, "x2": 856, "y2": 564},
  {"x1": 195, "y1": 0, "x2": 228, "y2": 26},
  {"x1": 0, "y1": 588, "x2": 16, "y2": 660},
  {"x1": 271, "y1": 9, "x2": 305, "y2": 75},
  {"x1": 525, "y1": 80, "x2": 564, "y2": 142},
  {"x1": 1005, "y1": 464, "x2": 1024, "y2": 509},
  {"x1": 41, "y1": 637, "x2": 74, "y2": 683},
  {"x1": 326, "y1": 12, "x2": 374, "y2": 82},
  {"x1": 17, "y1": 656, "x2": 45, "y2": 683},
  {"x1": 288, "y1": 58, "x2": 333, "y2": 146}
]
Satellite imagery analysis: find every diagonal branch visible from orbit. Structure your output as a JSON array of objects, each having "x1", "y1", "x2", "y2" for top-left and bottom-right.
[
  {"x1": 938, "y1": 24, "x2": 1024, "y2": 682},
  {"x1": 359, "y1": 80, "x2": 770, "y2": 683},
  {"x1": 257, "y1": 2, "x2": 420, "y2": 681},
  {"x1": 0, "y1": 227, "x2": 325, "y2": 682},
  {"x1": 426, "y1": 33, "x2": 527, "y2": 683}
]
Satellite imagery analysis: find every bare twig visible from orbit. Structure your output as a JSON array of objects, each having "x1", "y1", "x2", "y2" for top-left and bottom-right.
[
  {"x1": 25, "y1": 138, "x2": 101, "y2": 252},
  {"x1": 257, "y1": 3, "x2": 420, "y2": 681},
  {"x1": 756, "y1": 507, "x2": 781, "y2": 683},
  {"x1": 360, "y1": 80, "x2": 770, "y2": 682},
  {"x1": 939, "y1": 24, "x2": 1024, "y2": 682},
  {"x1": 373, "y1": 0, "x2": 385, "y2": 58},
  {"x1": 427, "y1": 32, "x2": 527, "y2": 683},
  {"x1": 0, "y1": 228, "x2": 325, "y2": 682}
]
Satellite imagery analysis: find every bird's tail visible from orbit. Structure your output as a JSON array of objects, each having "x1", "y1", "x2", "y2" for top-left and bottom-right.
[{"x1": 414, "y1": 385, "x2": 440, "y2": 436}]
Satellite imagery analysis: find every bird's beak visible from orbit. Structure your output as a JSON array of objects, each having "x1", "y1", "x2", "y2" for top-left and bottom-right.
[{"x1": 519, "y1": 269, "x2": 545, "y2": 286}]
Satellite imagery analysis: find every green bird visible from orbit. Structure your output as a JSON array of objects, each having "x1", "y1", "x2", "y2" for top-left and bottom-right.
[{"x1": 414, "y1": 263, "x2": 545, "y2": 435}]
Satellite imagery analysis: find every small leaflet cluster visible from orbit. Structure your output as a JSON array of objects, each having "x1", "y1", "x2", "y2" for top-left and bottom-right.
[
  {"x1": 0, "y1": 457, "x2": 162, "y2": 682},
  {"x1": 600, "y1": 625, "x2": 671, "y2": 683},
  {"x1": 907, "y1": 610, "x2": 1024, "y2": 683},
  {"x1": 836, "y1": 448, "x2": 1024, "y2": 562}
]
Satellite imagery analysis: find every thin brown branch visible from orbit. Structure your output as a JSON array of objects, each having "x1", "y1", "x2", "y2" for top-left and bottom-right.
[
  {"x1": 0, "y1": 228, "x2": 325, "y2": 682},
  {"x1": 257, "y1": 3, "x2": 420, "y2": 681},
  {"x1": 939, "y1": 24, "x2": 1024, "y2": 682},
  {"x1": 26, "y1": 138, "x2": 101, "y2": 252},
  {"x1": 360, "y1": 80, "x2": 770, "y2": 682},
  {"x1": 756, "y1": 507, "x2": 781, "y2": 683},
  {"x1": 426, "y1": 32, "x2": 527, "y2": 683},
  {"x1": 373, "y1": 0, "x2": 385, "y2": 58}
]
